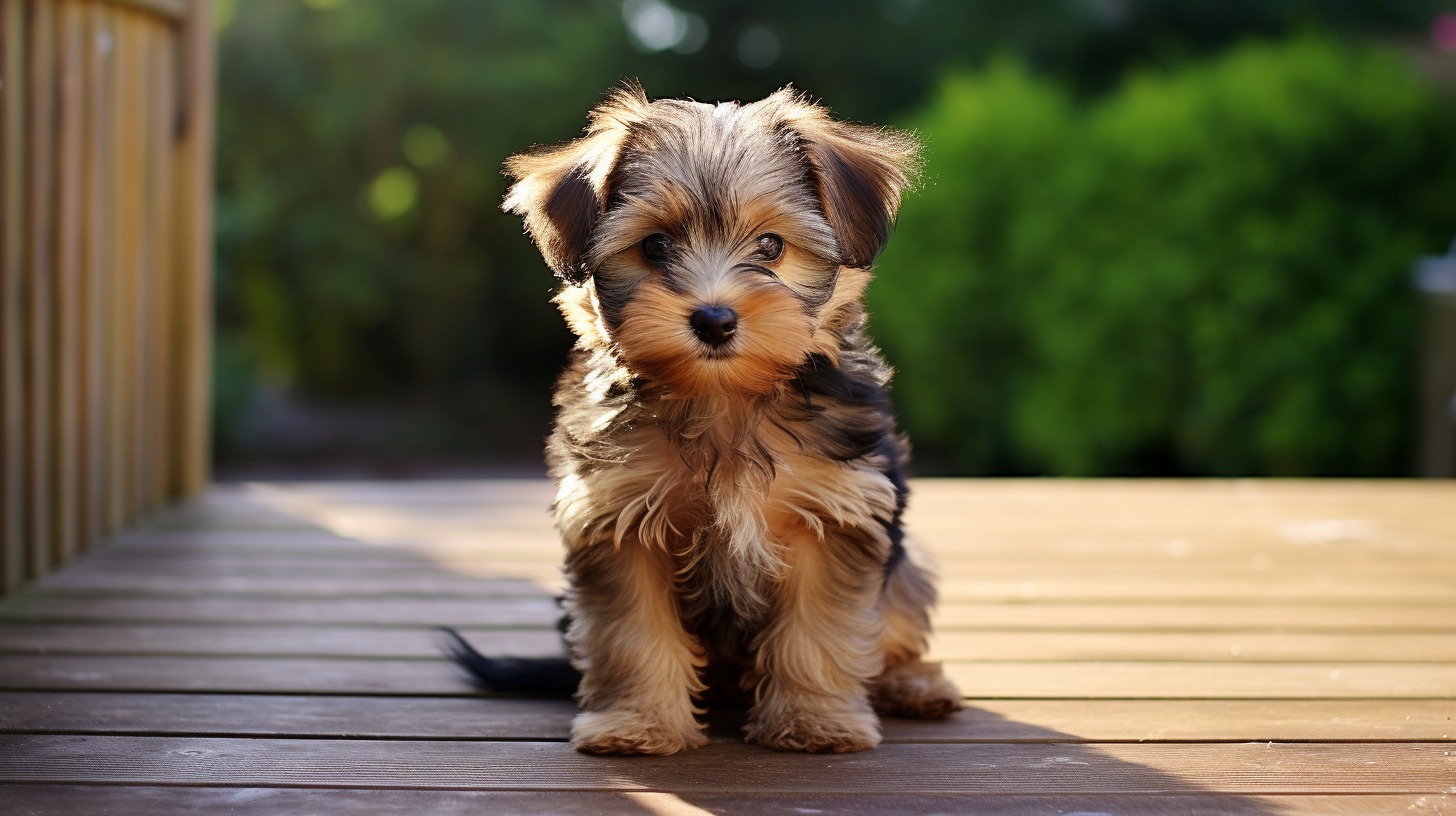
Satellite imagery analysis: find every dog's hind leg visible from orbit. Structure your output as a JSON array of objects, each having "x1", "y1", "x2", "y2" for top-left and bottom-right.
[
  {"x1": 564, "y1": 537, "x2": 709, "y2": 755},
  {"x1": 870, "y1": 541, "x2": 963, "y2": 719}
]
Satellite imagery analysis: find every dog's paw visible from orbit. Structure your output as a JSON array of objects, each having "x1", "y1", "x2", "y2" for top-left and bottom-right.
[
  {"x1": 872, "y1": 660, "x2": 964, "y2": 720},
  {"x1": 745, "y1": 704, "x2": 881, "y2": 753},
  {"x1": 570, "y1": 709, "x2": 707, "y2": 756}
]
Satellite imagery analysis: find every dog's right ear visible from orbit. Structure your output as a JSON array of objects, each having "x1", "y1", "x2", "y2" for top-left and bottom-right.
[{"x1": 503, "y1": 85, "x2": 647, "y2": 284}]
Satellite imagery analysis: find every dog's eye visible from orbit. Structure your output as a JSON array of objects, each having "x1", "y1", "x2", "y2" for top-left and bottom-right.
[
  {"x1": 641, "y1": 233, "x2": 674, "y2": 265},
  {"x1": 755, "y1": 233, "x2": 784, "y2": 262}
]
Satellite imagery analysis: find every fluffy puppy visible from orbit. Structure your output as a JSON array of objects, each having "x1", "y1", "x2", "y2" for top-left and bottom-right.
[{"x1": 489, "y1": 84, "x2": 961, "y2": 755}]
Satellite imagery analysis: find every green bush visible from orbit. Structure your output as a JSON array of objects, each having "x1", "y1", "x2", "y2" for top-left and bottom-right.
[{"x1": 872, "y1": 36, "x2": 1456, "y2": 475}]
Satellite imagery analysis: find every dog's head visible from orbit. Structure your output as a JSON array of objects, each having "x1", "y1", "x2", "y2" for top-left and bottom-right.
[{"x1": 504, "y1": 84, "x2": 919, "y2": 396}]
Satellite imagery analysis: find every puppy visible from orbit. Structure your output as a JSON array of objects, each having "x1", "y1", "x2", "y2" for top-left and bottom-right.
[{"x1": 459, "y1": 84, "x2": 961, "y2": 755}]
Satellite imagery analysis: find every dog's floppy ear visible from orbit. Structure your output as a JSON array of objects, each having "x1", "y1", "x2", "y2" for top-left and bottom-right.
[
  {"x1": 503, "y1": 84, "x2": 647, "y2": 283},
  {"x1": 769, "y1": 90, "x2": 921, "y2": 269}
]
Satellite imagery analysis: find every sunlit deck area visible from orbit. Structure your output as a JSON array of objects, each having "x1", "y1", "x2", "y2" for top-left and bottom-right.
[{"x1": 1, "y1": 479, "x2": 1453, "y2": 814}]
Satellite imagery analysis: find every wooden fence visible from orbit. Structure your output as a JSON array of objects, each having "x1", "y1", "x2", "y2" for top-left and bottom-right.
[{"x1": 0, "y1": 0, "x2": 213, "y2": 595}]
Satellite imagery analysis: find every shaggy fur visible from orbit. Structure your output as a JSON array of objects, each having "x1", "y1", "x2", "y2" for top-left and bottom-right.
[{"x1": 488, "y1": 84, "x2": 961, "y2": 755}]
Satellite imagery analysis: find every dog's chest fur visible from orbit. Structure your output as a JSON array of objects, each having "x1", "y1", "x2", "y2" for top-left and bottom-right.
[{"x1": 549, "y1": 343, "x2": 903, "y2": 662}]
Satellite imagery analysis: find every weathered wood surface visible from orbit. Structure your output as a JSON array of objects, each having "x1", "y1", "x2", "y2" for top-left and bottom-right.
[
  {"x1": 0, "y1": 0, "x2": 213, "y2": 595},
  {"x1": 0, "y1": 479, "x2": 1452, "y2": 815}
]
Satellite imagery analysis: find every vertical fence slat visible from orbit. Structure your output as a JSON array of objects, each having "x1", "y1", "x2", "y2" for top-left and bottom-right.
[
  {"x1": 52, "y1": 0, "x2": 84, "y2": 563},
  {"x1": 147, "y1": 18, "x2": 174, "y2": 509},
  {"x1": 174, "y1": 0, "x2": 211, "y2": 495},
  {"x1": 119, "y1": 11, "x2": 146, "y2": 520},
  {"x1": 80, "y1": 0, "x2": 109, "y2": 546},
  {"x1": 2, "y1": 0, "x2": 29, "y2": 593},
  {"x1": 26, "y1": 0, "x2": 57, "y2": 579},
  {"x1": 103, "y1": 1, "x2": 126, "y2": 534}
]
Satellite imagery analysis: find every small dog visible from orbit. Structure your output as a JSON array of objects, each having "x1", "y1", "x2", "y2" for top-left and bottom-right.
[{"x1": 452, "y1": 84, "x2": 961, "y2": 755}]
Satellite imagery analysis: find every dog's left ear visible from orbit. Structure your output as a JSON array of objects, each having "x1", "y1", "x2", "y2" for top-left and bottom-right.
[
  {"x1": 769, "y1": 91, "x2": 922, "y2": 269},
  {"x1": 503, "y1": 84, "x2": 647, "y2": 283}
]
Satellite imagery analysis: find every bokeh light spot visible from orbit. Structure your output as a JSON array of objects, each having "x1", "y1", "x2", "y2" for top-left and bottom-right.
[
  {"x1": 736, "y1": 25, "x2": 780, "y2": 70},
  {"x1": 403, "y1": 125, "x2": 449, "y2": 169},
  {"x1": 366, "y1": 166, "x2": 419, "y2": 220}
]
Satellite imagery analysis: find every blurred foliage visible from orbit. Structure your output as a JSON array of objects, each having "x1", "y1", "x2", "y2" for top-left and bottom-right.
[
  {"x1": 873, "y1": 36, "x2": 1456, "y2": 475},
  {"x1": 212, "y1": 0, "x2": 1453, "y2": 473}
]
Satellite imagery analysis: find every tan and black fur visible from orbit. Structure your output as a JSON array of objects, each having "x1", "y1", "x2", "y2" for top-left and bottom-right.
[{"x1": 474, "y1": 84, "x2": 960, "y2": 755}]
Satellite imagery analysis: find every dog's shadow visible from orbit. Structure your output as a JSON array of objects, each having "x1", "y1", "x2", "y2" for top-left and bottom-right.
[{"x1": 449, "y1": 701, "x2": 1284, "y2": 815}]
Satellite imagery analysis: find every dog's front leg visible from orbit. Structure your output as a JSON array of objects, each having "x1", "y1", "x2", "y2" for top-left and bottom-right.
[
  {"x1": 563, "y1": 537, "x2": 708, "y2": 755},
  {"x1": 745, "y1": 524, "x2": 885, "y2": 753}
]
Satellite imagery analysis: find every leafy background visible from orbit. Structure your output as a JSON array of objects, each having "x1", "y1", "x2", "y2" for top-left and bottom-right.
[{"x1": 212, "y1": 0, "x2": 1456, "y2": 477}]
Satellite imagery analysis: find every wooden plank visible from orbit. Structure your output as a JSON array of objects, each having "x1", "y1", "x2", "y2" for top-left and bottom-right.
[
  {"x1": 0, "y1": 0, "x2": 28, "y2": 594},
  {"x1": 31, "y1": 570, "x2": 561, "y2": 598},
  {"x1": 1, "y1": 654, "x2": 1451, "y2": 699},
  {"x1": 104, "y1": 528, "x2": 436, "y2": 551},
  {"x1": 262, "y1": 479, "x2": 1456, "y2": 552},
  {"x1": 29, "y1": 564, "x2": 1456, "y2": 604},
  {"x1": 64, "y1": 554, "x2": 566, "y2": 584},
  {"x1": 2, "y1": 693, "x2": 1452, "y2": 743},
  {"x1": 0, "y1": 655, "x2": 464, "y2": 695},
  {"x1": 0, "y1": 736, "x2": 1451, "y2": 794},
  {"x1": 935, "y1": 576, "x2": 1456, "y2": 602},
  {"x1": 907, "y1": 478, "x2": 1456, "y2": 516},
  {"x1": 931, "y1": 630, "x2": 1456, "y2": 662},
  {"x1": 246, "y1": 479, "x2": 558, "y2": 506},
  {"x1": 0, "y1": 623, "x2": 563, "y2": 657},
  {"x1": 54, "y1": 548, "x2": 1450, "y2": 592},
  {"x1": 929, "y1": 602, "x2": 1456, "y2": 632},
  {"x1": 2, "y1": 788, "x2": 1451, "y2": 816},
  {"x1": 79, "y1": 528, "x2": 1456, "y2": 585},
  {"x1": 251, "y1": 480, "x2": 1456, "y2": 561},
  {"x1": 5, "y1": 622, "x2": 1455, "y2": 664},
  {"x1": 6, "y1": 594, "x2": 1453, "y2": 632},
  {"x1": 938, "y1": 661, "x2": 1456, "y2": 699},
  {"x1": 0, "y1": 596, "x2": 559, "y2": 627},
  {"x1": 131, "y1": 491, "x2": 334, "y2": 530},
  {"x1": 88, "y1": 526, "x2": 1456, "y2": 570},
  {"x1": 0, "y1": 692, "x2": 578, "y2": 740},
  {"x1": 928, "y1": 698, "x2": 1456, "y2": 743},
  {"x1": 25, "y1": 0, "x2": 56, "y2": 582},
  {"x1": 19, "y1": 565, "x2": 1456, "y2": 609},
  {"x1": 938, "y1": 559, "x2": 1456, "y2": 578},
  {"x1": 94, "y1": 521, "x2": 1456, "y2": 560}
]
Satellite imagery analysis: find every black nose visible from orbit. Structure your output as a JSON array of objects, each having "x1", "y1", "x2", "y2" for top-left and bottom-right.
[{"x1": 689, "y1": 306, "x2": 738, "y2": 347}]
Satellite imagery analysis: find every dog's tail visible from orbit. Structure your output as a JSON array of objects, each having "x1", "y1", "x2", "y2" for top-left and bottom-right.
[{"x1": 436, "y1": 627, "x2": 580, "y2": 696}]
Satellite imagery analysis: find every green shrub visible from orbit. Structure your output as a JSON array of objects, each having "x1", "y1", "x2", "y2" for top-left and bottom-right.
[
  {"x1": 871, "y1": 62, "x2": 1074, "y2": 474},
  {"x1": 873, "y1": 36, "x2": 1456, "y2": 475}
]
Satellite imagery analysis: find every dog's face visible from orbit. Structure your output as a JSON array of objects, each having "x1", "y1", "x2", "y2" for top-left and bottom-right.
[{"x1": 504, "y1": 86, "x2": 919, "y2": 397}]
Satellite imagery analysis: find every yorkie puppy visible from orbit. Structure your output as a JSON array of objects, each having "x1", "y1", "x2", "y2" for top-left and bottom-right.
[{"x1": 449, "y1": 84, "x2": 961, "y2": 755}]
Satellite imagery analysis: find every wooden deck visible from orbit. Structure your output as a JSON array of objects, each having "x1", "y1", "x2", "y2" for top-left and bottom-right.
[{"x1": 1, "y1": 479, "x2": 1452, "y2": 814}]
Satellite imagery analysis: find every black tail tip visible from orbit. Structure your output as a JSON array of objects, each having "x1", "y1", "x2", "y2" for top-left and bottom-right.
[{"x1": 436, "y1": 627, "x2": 580, "y2": 697}]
